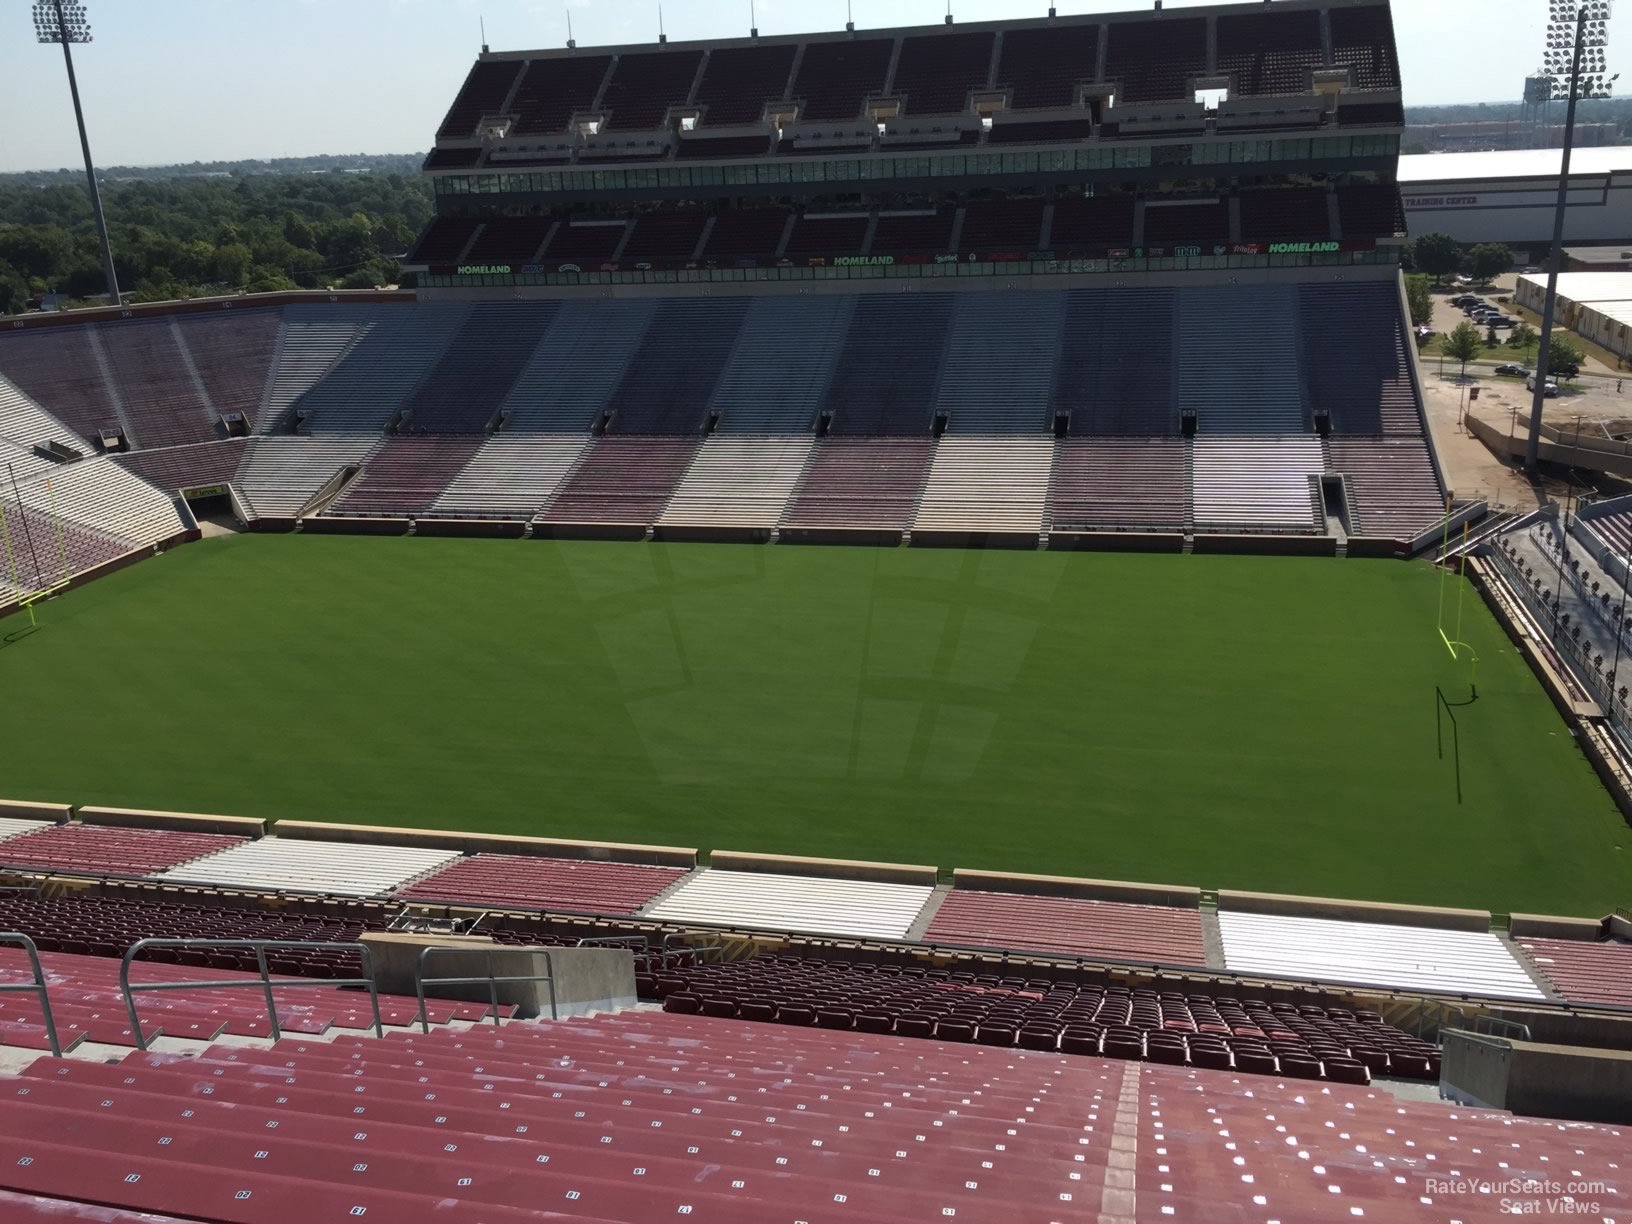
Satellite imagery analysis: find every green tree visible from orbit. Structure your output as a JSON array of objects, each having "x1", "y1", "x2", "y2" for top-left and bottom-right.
[
  {"x1": 1404, "y1": 274, "x2": 1434, "y2": 329},
  {"x1": 212, "y1": 243, "x2": 254, "y2": 286},
  {"x1": 0, "y1": 265, "x2": 29, "y2": 315},
  {"x1": 1413, "y1": 233, "x2": 1463, "y2": 283},
  {"x1": 1465, "y1": 242, "x2": 1514, "y2": 284},
  {"x1": 1486, "y1": 323, "x2": 1499, "y2": 347},
  {"x1": 1444, "y1": 321, "x2": 1484, "y2": 380},
  {"x1": 1508, "y1": 322, "x2": 1537, "y2": 350},
  {"x1": 0, "y1": 225, "x2": 74, "y2": 281},
  {"x1": 1548, "y1": 335, "x2": 1587, "y2": 377},
  {"x1": 243, "y1": 265, "x2": 297, "y2": 294}
]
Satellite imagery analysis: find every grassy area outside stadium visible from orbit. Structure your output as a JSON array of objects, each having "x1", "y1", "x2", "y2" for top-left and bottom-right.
[{"x1": 2, "y1": 535, "x2": 1627, "y2": 917}]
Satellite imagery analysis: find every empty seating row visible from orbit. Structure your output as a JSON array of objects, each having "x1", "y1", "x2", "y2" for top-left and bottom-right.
[
  {"x1": 1327, "y1": 436, "x2": 1446, "y2": 539},
  {"x1": 157, "y1": 836, "x2": 462, "y2": 897},
  {"x1": 396, "y1": 853, "x2": 688, "y2": 915},
  {"x1": 782, "y1": 437, "x2": 934, "y2": 532},
  {"x1": 1048, "y1": 437, "x2": 1187, "y2": 530},
  {"x1": 328, "y1": 436, "x2": 485, "y2": 516},
  {"x1": 0, "y1": 823, "x2": 245, "y2": 876},
  {"x1": 0, "y1": 376, "x2": 85, "y2": 453},
  {"x1": 113, "y1": 438, "x2": 248, "y2": 494},
  {"x1": 1513, "y1": 935, "x2": 1632, "y2": 1007},
  {"x1": 643, "y1": 868, "x2": 934, "y2": 939},
  {"x1": 2, "y1": 451, "x2": 187, "y2": 550},
  {"x1": 922, "y1": 888, "x2": 1208, "y2": 965},
  {"x1": 657, "y1": 435, "x2": 814, "y2": 529},
  {"x1": 1191, "y1": 436, "x2": 1323, "y2": 529},
  {"x1": 430, "y1": 433, "x2": 591, "y2": 519},
  {"x1": 0, "y1": 495, "x2": 139, "y2": 590},
  {"x1": 911, "y1": 437, "x2": 1052, "y2": 534},
  {"x1": 1217, "y1": 909, "x2": 1546, "y2": 1000},
  {"x1": 234, "y1": 435, "x2": 383, "y2": 519},
  {"x1": 658, "y1": 954, "x2": 1437, "y2": 1083},
  {"x1": 540, "y1": 436, "x2": 700, "y2": 524}
]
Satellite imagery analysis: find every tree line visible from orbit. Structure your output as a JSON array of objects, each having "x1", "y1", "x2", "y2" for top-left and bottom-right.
[{"x1": 0, "y1": 172, "x2": 434, "y2": 314}]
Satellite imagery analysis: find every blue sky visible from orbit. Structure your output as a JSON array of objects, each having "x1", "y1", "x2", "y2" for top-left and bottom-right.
[{"x1": 0, "y1": 0, "x2": 1620, "y2": 172}]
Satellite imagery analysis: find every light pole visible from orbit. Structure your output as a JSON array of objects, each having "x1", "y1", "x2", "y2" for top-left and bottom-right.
[
  {"x1": 33, "y1": 0, "x2": 120, "y2": 307},
  {"x1": 1525, "y1": 0, "x2": 1614, "y2": 475}
]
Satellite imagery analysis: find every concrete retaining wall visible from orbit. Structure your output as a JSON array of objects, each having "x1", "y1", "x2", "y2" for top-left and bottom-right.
[
  {"x1": 0, "y1": 800, "x2": 71, "y2": 823},
  {"x1": 909, "y1": 530, "x2": 1040, "y2": 551},
  {"x1": 413, "y1": 518, "x2": 527, "y2": 539},
  {"x1": 304, "y1": 516, "x2": 411, "y2": 536},
  {"x1": 651, "y1": 524, "x2": 770, "y2": 545},
  {"x1": 778, "y1": 527, "x2": 904, "y2": 548},
  {"x1": 271, "y1": 820, "x2": 695, "y2": 868},
  {"x1": 1442, "y1": 1029, "x2": 1632, "y2": 1122},
  {"x1": 951, "y1": 868, "x2": 1201, "y2": 909},
  {"x1": 710, "y1": 850, "x2": 937, "y2": 887},
  {"x1": 77, "y1": 805, "x2": 266, "y2": 837},
  {"x1": 1218, "y1": 888, "x2": 1490, "y2": 931},
  {"x1": 1509, "y1": 913, "x2": 1608, "y2": 939},
  {"x1": 1047, "y1": 531, "x2": 1185, "y2": 553},
  {"x1": 361, "y1": 932, "x2": 636, "y2": 1019},
  {"x1": 1191, "y1": 533, "x2": 1338, "y2": 556},
  {"x1": 533, "y1": 522, "x2": 648, "y2": 542},
  {"x1": 1345, "y1": 536, "x2": 1408, "y2": 557}
]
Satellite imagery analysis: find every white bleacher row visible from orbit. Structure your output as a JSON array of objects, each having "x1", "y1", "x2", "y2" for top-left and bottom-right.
[
  {"x1": 234, "y1": 435, "x2": 384, "y2": 519},
  {"x1": 1191, "y1": 435, "x2": 1323, "y2": 529},
  {"x1": 913, "y1": 436, "x2": 1052, "y2": 533},
  {"x1": 0, "y1": 819, "x2": 47, "y2": 844},
  {"x1": 643, "y1": 868, "x2": 934, "y2": 940},
  {"x1": 1217, "y1": 910, "x2": 1547, "y2": 1001},
  {"x1": 158, "y1": 836, "x2": 462, "y2": 897},
  {"x1": 0, "y1": 375, "x2": 83, "y2": 452},
  {"x1": 659, "y1": 435, "x2": 814, "y2": 528},
  {"x1": 2, "y1": 444, "x2": 187, "y2": 547},
  {"x1": 259, "y1": 314, "x2": 376, "y2": 434},
  {"x1": 430, "y1": 433, "x2": 591, "y2": 518}
]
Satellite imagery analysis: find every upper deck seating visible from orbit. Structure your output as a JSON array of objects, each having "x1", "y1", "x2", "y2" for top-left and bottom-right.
[
  {"x1": 1216, "y1": 9, "x2": 1325, "y2": 96},
  {"x1": 509, "y1": 54, "x2": 613, "y2": 134},
  {"x1": 783, "y1": 213, "x2": 869, "y2": 259},
  {"x1": 958, "y1": 198, "x2": 1046, "y2": 250},
  {"x1": 1048, "y1": 194, "x2": 1135, "y2": 250},
  {"x1": 789, "y1": 38, "x2": 894, "y2": 121},
  {"x1": 1103, "y1": 16, "x2": 1207, "y2": 104},
  {"x1": 437, "y1": 59, "x2": 525, "y2": 139},
  {"x1": 1144, "y1": 198, "x2": 1230, "y2": 246},
  {"x1": 995, "y1": 24, "x2": 1100, "y2": 110},
  {"x1": 114, "y1": 438, "x2": 248, "y2": 494},
  {"x1": 892, "y1": 31, "x2": 994, "y2": 115},
  {"x1": 1338, "y1": 184, "x2": 1407, "y2": 240},
  {"x1": 1239, "y1": 187, "x2": 1331, "y2": 242},
  {"x1": 599, "y1": 49, "x2": 704, "y2": 130},
  {"x1": 462, "y1": 216, "x2": 553, "y2": 263},
  {"x1": 869, "y1": 208, "x2": 955, "y2": 257},
  {"x1": 409, "y1": 216, "x2": 481, "y2": 264},
  {"x1": 1330, "y1": 3, "x2": 1402, "y2": 90},
  {"x1": 693, "y1": 43, "x2": 797, "y2": 126},
  {"x1": 619, "y1": 212, "x2": 708, "y2": 262},
  {"x1": 700, "y1": 207, "x2": 789, "y2": 261},
  {"x1": 540, "y1": 220, "x2": 626, "y2": 263}
]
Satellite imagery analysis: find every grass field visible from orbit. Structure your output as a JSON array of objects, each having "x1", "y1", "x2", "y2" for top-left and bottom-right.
[{"x1": 3, "y1": 535, "x2": 1629, "y2": 917}]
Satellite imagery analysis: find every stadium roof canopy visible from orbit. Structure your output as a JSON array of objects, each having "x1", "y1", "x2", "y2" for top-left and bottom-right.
[{"x1": 1399, "y1": 146, "x2": 1632, "y2": 184}]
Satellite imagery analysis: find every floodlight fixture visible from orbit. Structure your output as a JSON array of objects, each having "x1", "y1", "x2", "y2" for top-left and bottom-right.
[{"x1": 32, "y1": 0, "x2": 120, "y2": 306}]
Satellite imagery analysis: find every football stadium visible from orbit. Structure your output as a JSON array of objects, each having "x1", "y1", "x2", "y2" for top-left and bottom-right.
[{"x1": 2, "y1": 1, "x2": 1632, "y2": 1220}]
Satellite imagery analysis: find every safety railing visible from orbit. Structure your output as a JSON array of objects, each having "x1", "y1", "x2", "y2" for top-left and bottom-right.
[
  {"x1": 663, "y1": 930, "x2": 726, "y2": 964},
  {"x1": 416, "y1": 944, "x2": 558, "y2": 1033},
  {"x1": 0, "y1": 933, "x2": 61, "y2": 1056},
  {"x1": 120, "y1": 938, "x2": 383, "y2": 1051},
  {"x1": 1471, "y1": 1014, "x2": 1533, "y2": 1042}
]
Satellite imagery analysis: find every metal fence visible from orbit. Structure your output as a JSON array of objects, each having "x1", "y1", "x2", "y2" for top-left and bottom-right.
[
  {"x1": 415, "y1": 944, "x2": 558, "y2": 1033},
  {"x1": 0, "y1": 933, "x2": 61, "y2": 1056},
  {"x1": 120, "y1": 938, "x2": 383, "y2": 1050}
]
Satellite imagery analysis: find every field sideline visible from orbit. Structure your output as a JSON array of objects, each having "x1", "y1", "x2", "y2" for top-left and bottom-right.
[{"x1": 2, "y1": 535, "x2": 1628, "y2": 917}]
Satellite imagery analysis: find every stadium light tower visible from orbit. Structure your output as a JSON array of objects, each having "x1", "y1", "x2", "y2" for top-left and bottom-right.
[
  {"x1": 33, "y1": 0, "x2": 121, "y2": 307},
  {"x1": 1525, "y1": 0, "x2": 1614, "y2": 476}
]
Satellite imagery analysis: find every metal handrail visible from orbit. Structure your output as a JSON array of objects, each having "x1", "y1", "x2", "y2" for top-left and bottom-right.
[
  {"x1": 0, "y1": 933, "x2": 61, "y2": 1056},
  {"x1": 663, "y1": 930, "x2": 725, "y2": 964},
  {"x1": 1473, "y1": 1014, "x2": 1534, "y2": 1042},
  {"x1": 416, "y1": 944, "x2": 558, "y2": 1033},
  {"x1": 120, "y1": 938, "x2": 383, "y2": 1051}
]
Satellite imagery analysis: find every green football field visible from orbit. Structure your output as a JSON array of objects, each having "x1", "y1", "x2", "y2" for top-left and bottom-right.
[{"x1": 3, "y1": 535, "x2": 1629, "y2": 917}]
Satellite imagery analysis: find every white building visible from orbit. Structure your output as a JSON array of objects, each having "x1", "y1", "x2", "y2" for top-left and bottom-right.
[
  {"x1": 1514, "y1": 271, "x2": 1632, "y2": 363},
  {"x1": 1398, "y1": 147, "x2": 1632, "y2": 255}
]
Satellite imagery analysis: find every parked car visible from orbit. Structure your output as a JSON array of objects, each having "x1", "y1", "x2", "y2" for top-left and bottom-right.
[
  {"x1": 1494, "y1": 364, "x2": 1532, "y2": 377},
  {"x1": 1487, "y1": 316, "x2": 1517, "y2": 329},
  {"x1": 1557, "y1": 362, "x2": 1581, "y2": 378},
  {"x1": 1528, "y1": 373, "x2": 1560, "y2": 396}
]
